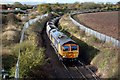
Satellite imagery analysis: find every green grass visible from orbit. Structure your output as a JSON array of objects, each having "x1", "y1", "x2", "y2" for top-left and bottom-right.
[
  {"x1": 2, "y1": 54, "x2": 17, "y2": 72},
  {"x1": 89, "y1": 35, "x2": 103, "y2": 43},
  {"x1": 92, "y1": 47, "x2": 119, "y2": 78},
  {"x1": 59, "y1": 14, "x2": 119, "y2": 78},
  {"x1": 10, "y1": 40, "x2": 45, "y2": 78},
  {"x1": 2, "y1": 13, "x2": 57, "y2": 78}
]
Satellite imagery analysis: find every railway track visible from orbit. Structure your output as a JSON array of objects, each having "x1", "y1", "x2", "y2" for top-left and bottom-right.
[
  {"x1": 44, "y1": 17, "x2": 101, "y2": 79},
  {"x1": 61, "y1": 60, "x2": 101, "y2": 80},
  {"x1": 78, "y1": 60, "x2": 101, "y2": 80}
]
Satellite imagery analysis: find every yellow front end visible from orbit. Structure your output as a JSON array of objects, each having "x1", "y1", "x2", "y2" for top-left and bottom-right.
[
  {"x1": 62, "y1": 52, "x2": 79, "y2": 59},
  {"x1": 59, "y1": 44, "x2": 79, "y2": 59}
]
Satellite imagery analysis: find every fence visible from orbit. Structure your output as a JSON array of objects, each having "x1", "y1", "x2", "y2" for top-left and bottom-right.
[
  {"x1": 15, "y1": 14, "x2": 49, "y2": 79},
  {"x1": 69, "y1": 14, "x2": 120, "y2": 47}
]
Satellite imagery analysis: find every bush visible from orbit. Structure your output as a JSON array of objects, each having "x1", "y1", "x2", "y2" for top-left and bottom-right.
[
  {"x1": 2, "y1": 30, "x2": 20, "y2": 47},
  {"x1": 91, "y1": 47, "x2": 118, "y2": 78},
  {"x1": 7, "y1": 13, "x2": 17, "y2": 24},
  {"x1": 29, "y1": 14, "x2": 37, "y2": 19},
  {"x1": 1, "y1": 14, "x2": 7, "y2": 24},
  {"x1": 2, "y1": 54, "x2": 17, "y2": 71},
  {"x1": 5, "y1": 12, "x2": 56, "y2": 78},
  {"x1": 29, "y1": 21, "x2": 43, "y2": 32},
  {"x1": 89, "y1": 36, "x2": 102, "y2": 43},
  {"x1": 10, "y1": 40, "x2": 45, "y2": 78},
  {"x1": 80, "y1": 30, "x2": 86, "y2": 37}
]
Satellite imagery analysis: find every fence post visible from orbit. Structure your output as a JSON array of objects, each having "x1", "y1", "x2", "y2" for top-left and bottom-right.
[{"x1": 69, "y1": 12, "x2": 120, "y2": 47}]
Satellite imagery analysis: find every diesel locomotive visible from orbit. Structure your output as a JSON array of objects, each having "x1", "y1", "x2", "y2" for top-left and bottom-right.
[{"x1": 46, "y1": 17, "x2": 79, "y2": 61}]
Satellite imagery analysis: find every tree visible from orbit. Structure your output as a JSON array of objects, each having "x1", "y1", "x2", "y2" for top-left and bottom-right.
[
  {"x1": 117, "y1": 1, "x2": 120, "y2": 5},
  {"x1": 37, "y1": 4, "x2": 52, "y2": 14},
  {"x1": 14, "y1": 2, "x2": 23, "y2": 8},
  {"x1": 80, "y1": 2, "x2": 101, "y2": 9},
  {"x1": 73, "y1": 2, "x2": 81, "y2": 10}
]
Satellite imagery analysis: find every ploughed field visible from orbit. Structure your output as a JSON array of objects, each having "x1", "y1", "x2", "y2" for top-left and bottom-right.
[{"x1": 73, "y1": 11, "x2": 119, "y2": 40}]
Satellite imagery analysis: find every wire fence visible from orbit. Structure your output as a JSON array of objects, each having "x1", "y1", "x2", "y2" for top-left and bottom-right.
[
  {"x1": 15, "y1": 14, "x2": 48, "y2": 79},
  {"x1": 69, "y1": 14, "x2": 120, "y2": 47}
]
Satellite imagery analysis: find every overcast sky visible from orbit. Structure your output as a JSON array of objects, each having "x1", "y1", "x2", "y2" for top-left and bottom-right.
[{"x1": 1, "y1": 0, "x2": 119, "y2": 4}]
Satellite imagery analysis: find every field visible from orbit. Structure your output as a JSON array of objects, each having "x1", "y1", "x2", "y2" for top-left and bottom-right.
[
  {"x1": 59, "y1": 14, "x2": 119, "y2": 78},
  {"x1": 73, "y1": 11, "x2": 119, "y2": 40}
]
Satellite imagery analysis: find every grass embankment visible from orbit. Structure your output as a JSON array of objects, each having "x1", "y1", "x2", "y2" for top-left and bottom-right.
[
  {"x1": 59, "y1": 14, "x2": 119, "y2": 79},
  {"x1": 2, "y1": 13, "x2": 57, "y2": 78},
  {"x1": 1, "y1": 13, "x2": 23, "y2": 72}
]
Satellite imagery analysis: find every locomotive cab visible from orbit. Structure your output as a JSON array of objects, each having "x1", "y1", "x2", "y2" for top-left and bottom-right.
[{"x1": 61, "y1": 42, "x2": 79, "y2": 61}]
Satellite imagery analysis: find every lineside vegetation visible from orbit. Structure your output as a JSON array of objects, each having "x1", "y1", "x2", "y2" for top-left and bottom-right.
[{"x1": 59, "y1": 14, "x2": 119, "y2": 79}]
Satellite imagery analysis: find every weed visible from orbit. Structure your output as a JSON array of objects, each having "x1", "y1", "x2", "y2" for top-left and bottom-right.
[
  {"x1": 10, "y1": 40, "x2": 45, "y2": 78},
  {"x1": 89, "y1": 35, "x2": 102, "y2": 43},
  {"x1": 59, "y1": 14, "x2": 119, "y2": 78},
  {"x1": 80, "y1": 30, "x2": 86, "y2": 37}
]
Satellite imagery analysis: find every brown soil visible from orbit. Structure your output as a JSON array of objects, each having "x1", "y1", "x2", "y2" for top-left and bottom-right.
[{"x1": 73, "y1": 11, "x2": 120, "y2": 40}]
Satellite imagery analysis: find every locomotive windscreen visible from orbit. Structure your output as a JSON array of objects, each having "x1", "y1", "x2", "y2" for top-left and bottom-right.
[
  {"x1": 71, "y1": 46, "x2": 77, "y2": 51},
  {"x1": 63, "y1": 46, "x2": 70, "y2": 51}
]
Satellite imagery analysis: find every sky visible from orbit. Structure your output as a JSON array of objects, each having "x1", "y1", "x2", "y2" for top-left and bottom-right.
[{"x1": 0, "y1": 0, "x2": 119, "y2": 5}]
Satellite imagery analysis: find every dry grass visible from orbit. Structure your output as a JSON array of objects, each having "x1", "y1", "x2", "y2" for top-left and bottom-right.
[
  {"x1": 59, "y1": 13, "x2": 119, "y2": 79},
  {"x1": 59, "y1": 14, "x2": 80, "y2": 38},
  {"x1": 2, "y1": 30, "x2": 20, "y2": 47},
  {"x1": 73, "y1": 11, "x2": 119, "y2": 40}
]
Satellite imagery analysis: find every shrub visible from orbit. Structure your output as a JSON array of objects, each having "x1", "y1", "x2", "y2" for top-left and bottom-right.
[
  {"x1": 2, "y1": 54, "x2": 17, "y2": 71},
  {"x1": 10, "y1": 40, "x2": 45, "y2": 78},
  {"x1": 1, "y1": 14, "x2": 7, "y2": 24},
  {"x1": 80, "y1": 30, "x2": 86, "y2": 37},
  {"x1": 29, "y1": 14, "x2": 37, "y2": 19},
  {"x1": 29, "y1": 21, "x2": 43, "y2": 33},
  {"x1": 7, "y1": 13, "x2": 17, "y2": 24},
  {"x1": 89, "y1": 36, "x2": 102, "y2": 43},
  {"x1": 2, "y1": 30, "x2": 20, "y2": 47}
]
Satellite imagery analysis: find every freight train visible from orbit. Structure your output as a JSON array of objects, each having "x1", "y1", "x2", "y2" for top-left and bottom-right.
[{"x1": 46, "y1": 17, "x2": 79, "y2": 61}]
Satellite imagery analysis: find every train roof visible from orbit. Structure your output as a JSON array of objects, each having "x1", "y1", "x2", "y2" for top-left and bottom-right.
[
  {"x1": 47, "y1": 21, "x2": 54, "y2": 25},
  {"x1": 48, "y1": 24, "x2": 58, "y2": 30},
  {"x1": 50, "y1": 29, "x2": 76, "y2": 46}
]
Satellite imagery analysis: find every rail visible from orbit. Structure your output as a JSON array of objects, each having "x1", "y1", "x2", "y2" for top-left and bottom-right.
[
  {"x1": 48, "y1": 16, "x2": 101, "y2": 79},
  {"x1": 78, "y1": 60, "x2": 101, "y2": 80},
  {"x1": 61, "y1": 62, "x2": 74, "y2": 79},
  {"x1": 74, "y1": 66, "x2": 87, "y2": 80},
  {"x1": 61, "y1": 61, "x2": 100, "y2": 80}
]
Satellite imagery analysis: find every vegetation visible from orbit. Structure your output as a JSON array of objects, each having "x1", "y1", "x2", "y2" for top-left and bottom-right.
[
  {"x1": 37, "y1": 4, "x2": 52, "y2": 14},
  {"x1": 59, "y1": 14, "x2": 119, "y2": 79},
  {"x1": 10, "y1": 13, "x2": 57, "y2": 78},
  {"x1": 89, "y1": 35, "x2": 103, "y2": 43},
  {"x1": 1, "y1": 1, "x2": 120, "y2": 79},
  {"x1": 13, "y1": 2, "x2": 23, "y2": 8},
  {"x1": 10, "y1": 41, "x2": 45, "y2": 78},
  {"x1": 37, "y1": 2, "x2": 120, "y2": 15},
  {"x1": 73, "y1": 11, "x2": 119, "y2": 40},
  {"x1": 2, "y1": 13, "x2": 22, "y2": 47},
  {"x1": 92, "y1": 47, "x2": 119, "y2": 78},
  {"x1": 2, "y1": 11, "x2": 58, "y2": 78}
]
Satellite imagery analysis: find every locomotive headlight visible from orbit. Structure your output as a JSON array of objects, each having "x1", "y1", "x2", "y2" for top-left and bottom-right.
[
  {"x1": 63, "y1": 56, "x2": 66, "y2": 58},
  {"x1": 74, "y1": 54, "x2": 77, "y2": 57}
]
